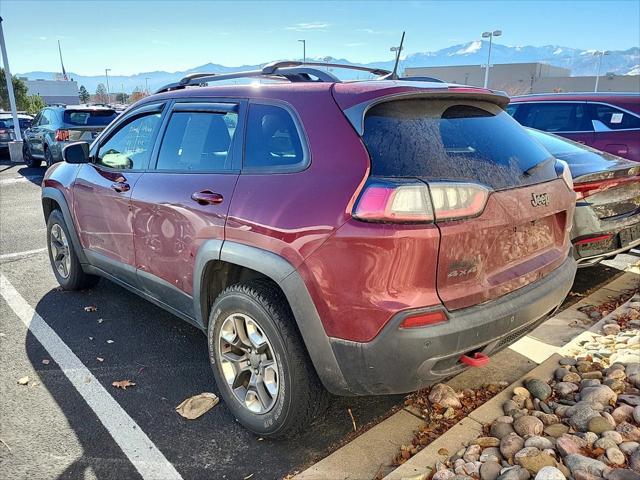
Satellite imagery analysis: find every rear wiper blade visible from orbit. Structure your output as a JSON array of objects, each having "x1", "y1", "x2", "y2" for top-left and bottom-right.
[{"x1": 522, "y1": 156, "x2": 554, "y2": 177}]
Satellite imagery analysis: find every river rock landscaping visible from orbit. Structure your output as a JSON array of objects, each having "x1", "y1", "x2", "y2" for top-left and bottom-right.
[{"x1": 418, "y1": 294, "x2": 640, "y2": 480}]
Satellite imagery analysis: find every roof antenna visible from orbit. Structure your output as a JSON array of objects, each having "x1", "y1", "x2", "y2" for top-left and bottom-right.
[
  {"x1": 389, "y1": 31, "x2": 405, "y2": 80},
  {"x1": 58, "y1": 40, "x2": 68, "y2": 81}
]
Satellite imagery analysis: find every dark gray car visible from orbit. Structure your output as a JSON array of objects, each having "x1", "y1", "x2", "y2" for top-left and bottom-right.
[
  {"x1": 528, "y1": 128, "x2": 640, "y2": 267},
  {"x1": 22, "y1": 105, "x2": 117, "y2": 167}
]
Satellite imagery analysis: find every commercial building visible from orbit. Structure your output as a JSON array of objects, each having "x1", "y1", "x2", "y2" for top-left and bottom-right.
[
  {"x1": 404, "y1": 62, "x2": 640, "y2": 94},
  {"x1": 21, "y1": 78, "x2": 79, "y2": 105}
]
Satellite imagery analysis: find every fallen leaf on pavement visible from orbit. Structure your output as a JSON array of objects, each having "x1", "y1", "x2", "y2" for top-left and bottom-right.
[
  {"x1": 88, "y1": 337, "x2": 94, "y2": 341},
  {"x1": 112, "y1": 380, "x2": 136, "y2": 390},
  {"x1": 30, "y1": 381, "x2": 40, "y2": 387},
  {"x1": 84, "y1": 306, "x2": 98, "y2": 312},
  {"x1": 437, "y1": 448, "x2": 449, "y2": 456},
  {"x1": 106, "y1": 340, "x2": 114, "y2": 344},
  {"x1": 243, "y1": 474, "x2": 253, "y2": 480},
  {"x1": 175, "y1": 392, "x2": 219, "y2": 419},
  {"x1": 84, "y1": 377, "x2": 92, "y2": 384},
  {"x1": 42, "y1": 359, "x2": 50, "y2": 365},
  {"x1": 97, "y1": 318, "x2": 104, "y2": 324},
  {"x1": 17, "y1": 376, "x2": 29, "y2": 385},
  {"x1": 96, "y1": 357, "x2": 104, "y2": 362}
]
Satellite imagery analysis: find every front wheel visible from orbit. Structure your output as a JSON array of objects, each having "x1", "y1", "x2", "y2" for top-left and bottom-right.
[
  {"x1": 208, "y1": 280, "x2": 328, "y2": 437},
  {"x1": 47, "y1": 209, "x2": 99, "y2": 290}
]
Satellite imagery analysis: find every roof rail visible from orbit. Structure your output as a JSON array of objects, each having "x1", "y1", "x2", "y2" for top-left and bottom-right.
[{"x1": 154, "y1": 61, "x2": 392, "y2": 94}]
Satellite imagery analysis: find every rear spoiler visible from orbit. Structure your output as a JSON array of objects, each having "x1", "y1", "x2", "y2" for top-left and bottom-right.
[{"x1": 342, "y1": 88, "x2": 510, "y2": 136}]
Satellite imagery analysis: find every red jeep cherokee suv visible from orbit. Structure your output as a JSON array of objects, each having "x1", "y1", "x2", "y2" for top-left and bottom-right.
[{"x1": 42, "y1": 62, "x2": 577, "y2": 437}]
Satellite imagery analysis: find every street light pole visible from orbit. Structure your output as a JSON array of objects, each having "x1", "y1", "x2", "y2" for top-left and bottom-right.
[
  {"x1": 145, "y1": 77, "x2": 149, "y2": 95},
  {"x1": 298, "y1": 39, "x2": 306, "y2": 63},
  {"x1": 0, "y1": 16, "x2": 21, "y2": 142},
  {"x1": 594, "y1": 50, "x2": 609, "y2": 92},
  {"x1": 482, "y1": 29, "x2": 502, "y2": 89},
  {"x1": 105, "y1": 68, "x2": 111, "y2": 104}
]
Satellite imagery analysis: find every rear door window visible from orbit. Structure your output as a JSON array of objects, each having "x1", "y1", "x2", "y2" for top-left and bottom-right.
[
  {"x1": 64, "y1": 110, "x2": 117, "y2": 126},
  {"x1": 362, "y1": 98, "x2": 555, "y2": 190},
  {"x1": 244, "y1": 103, "x2": 306, "y2": 171},
  {"x1": 156, "y1": 111, "x2": 238, "y2": 171},
  {"x1": 590, "y1": 103, "x2": 640, "y2": 130},
  {"x1": 519, "y1": 102, "x2": 592, "y2": 132}
]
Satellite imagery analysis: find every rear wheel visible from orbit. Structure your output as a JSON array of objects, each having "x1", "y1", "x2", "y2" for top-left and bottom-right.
[
  {"x1": 208, "y1": 280, "x2": 328, "y2": 437},
  {"x1": 47, "y1": 209, "x2": 99, "y2": 290},
  {"x1": 44, "y1": 147, "x2": 54, "y2": 168},
  {"x1": 23, "y1": 143, "x2": 41, "y2": 168}
]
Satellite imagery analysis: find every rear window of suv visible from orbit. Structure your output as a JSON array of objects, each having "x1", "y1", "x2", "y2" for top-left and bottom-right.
[
  {"x1": 64, "y1": 110, "x2": 117, "y2": 126},
  {"x1": 362, "y1": 99, "x2": 556, "y2": 190}
]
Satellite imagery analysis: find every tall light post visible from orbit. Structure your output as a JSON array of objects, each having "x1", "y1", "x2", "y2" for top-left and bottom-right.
[
  {"x1": 593, "y1": 50, "x2": 610, "y2": 92},
  {"x1": 482, "y1": 29, "x2": 502, "y2": 88},
  {"x1": 0, "y1": 16, "x2": 21, "y2": 143},
  {"x1": 104, "y1": 68, "x2": 111, "y2": 104},
  {"x1": 145, "y1": 77, "x2": 150, "y2": 95},
  {"x1": 298, "y1": 39, "x2": 306, "y2": 63}
]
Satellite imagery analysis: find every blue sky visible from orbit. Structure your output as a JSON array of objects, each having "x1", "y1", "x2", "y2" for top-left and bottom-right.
[{"x1": 2, "y1": 0, "x2": 639, "y2": 75}]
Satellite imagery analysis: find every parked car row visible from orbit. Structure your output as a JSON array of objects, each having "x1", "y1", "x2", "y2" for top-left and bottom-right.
[{"x1": 34, "y1": 62, "x2": 639, "y2": 437}]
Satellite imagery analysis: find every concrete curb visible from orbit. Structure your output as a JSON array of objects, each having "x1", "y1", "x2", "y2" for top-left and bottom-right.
[{"x1": 383, "y1": 353, "x2": 563, "y2": 480}]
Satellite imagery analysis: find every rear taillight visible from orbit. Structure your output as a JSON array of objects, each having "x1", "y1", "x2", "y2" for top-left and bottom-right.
[
  {"x1": 353, "y1": 178, "x2": 490, "y2": 224},
  {"x1": 55, "y1": 129, "x2": 70, "y2": 142},
  {"x1": 0, "y1": 129, "x2": 7, "y2": 135},
  {"x1": 555, "y1": 159, "x2": 574, "y2": 191},
  {"x1": 574, "y1": 175, "x2": 640, "y2": 200}
]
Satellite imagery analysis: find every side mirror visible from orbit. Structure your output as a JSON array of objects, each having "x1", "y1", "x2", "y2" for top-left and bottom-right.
[{"x1": 63, "y1": 142, "x2": 90, "y2": 164}]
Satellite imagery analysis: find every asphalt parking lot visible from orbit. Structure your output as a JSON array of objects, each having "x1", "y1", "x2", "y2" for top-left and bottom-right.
[{"x1": 0, "y1": 154, "x2": 637, "y2": 480}]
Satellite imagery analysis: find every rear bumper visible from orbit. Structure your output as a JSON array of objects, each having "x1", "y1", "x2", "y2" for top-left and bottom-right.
[{"x1": 329, "y1": 255, "x2": 577, "y2": 395}]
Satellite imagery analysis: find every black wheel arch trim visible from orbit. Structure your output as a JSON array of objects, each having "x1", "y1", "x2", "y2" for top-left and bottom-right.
[
  {"x1": 193, "y1": 240, "x2": 350, "y2": 395},
  {"x1": 41, "y1": 187, "x2": 88, "y2": 264}
]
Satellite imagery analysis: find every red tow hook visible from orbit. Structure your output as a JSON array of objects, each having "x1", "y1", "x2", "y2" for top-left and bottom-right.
[{"x1": 460, "y1": 352, "x2": 490, "y2": 367}]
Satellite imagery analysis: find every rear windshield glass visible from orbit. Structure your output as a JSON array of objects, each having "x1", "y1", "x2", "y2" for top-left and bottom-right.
[
  {"x1": 63, "y1": 110, "x2": 117, "y2": 126},
  {"x1": 0, "y1": 118, "x2": 32, "y2": 129},
  {"x1": 362, "y1": 99, "x2": 556, "y2": 190}
]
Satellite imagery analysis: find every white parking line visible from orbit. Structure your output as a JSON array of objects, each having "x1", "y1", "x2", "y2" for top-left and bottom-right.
[
  {"x1": 0, "y1": 273, "x2": 183, "y2": 480},
  {"x1": 0, "y1": 247, "x2": 47, "y2": 261}
]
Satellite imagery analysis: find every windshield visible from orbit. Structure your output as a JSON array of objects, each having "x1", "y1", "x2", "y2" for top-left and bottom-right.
[
  {"x1": 63, "y1": 110, "x2": 117, "y2": 127},
  {"x1": 362, "y1": 99, "x2": 556, "y2": 190}
]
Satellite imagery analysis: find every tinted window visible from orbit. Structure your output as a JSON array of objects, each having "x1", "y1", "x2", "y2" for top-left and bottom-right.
[
  {"x1": 0, "y1": 118, "x2": 32, "y2": 129},
  {"x1": 590, "y1": 103, "x2": 640, "y2": 130},
  {"x1": 39, "y1": 111, "x2": 51, "y2": 126},
  {"x1": 64, "y1": 110, "x2": 117, "y2": 126},
  {"x1": 156, "y1": 111, "x2": 237, "y2": 171},
  {"x1": 97, "y1": 113, "x2": 161, "y2": 170},
  {"x1": 362, "y1": 99, "x2": 555, "y2": 191},
  {"x1": 520, "y1": 102, "x2": 592, "y2": 132},
  {"x1": 244, "y1": 104, "x2": 305, "y2": 170},
  {"x1": 505, "y1": 104, "x2": 519, "y2": 117}
]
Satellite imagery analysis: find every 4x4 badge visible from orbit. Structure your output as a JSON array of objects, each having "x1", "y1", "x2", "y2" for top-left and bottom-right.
[{"x1": 531, "y1": 192, "x2": 549, "y2": 207}]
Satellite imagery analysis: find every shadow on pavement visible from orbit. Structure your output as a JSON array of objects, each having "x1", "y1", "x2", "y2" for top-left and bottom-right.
[{"x1": 26, "y1": 278, "x2": 401, "y2": 479}]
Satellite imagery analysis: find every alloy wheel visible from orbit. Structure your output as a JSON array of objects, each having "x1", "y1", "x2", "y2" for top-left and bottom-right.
[
  {"x1": 50, "y1": 223, "x2": 71, "y2": 279},
  {"x1": 217, "y1": 313, "x2": 279, "y2": 414}
]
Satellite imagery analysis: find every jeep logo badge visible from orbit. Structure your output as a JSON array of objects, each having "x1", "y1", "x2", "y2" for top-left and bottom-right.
[{"x1": 531, "y1": 192, "x2": 549, "y2": 207}]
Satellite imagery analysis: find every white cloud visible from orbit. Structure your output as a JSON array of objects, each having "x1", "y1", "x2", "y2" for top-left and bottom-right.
[
  {"x1": 357, "y1": 28, "x2": 389, "y2": 35},
  {"x1": 285, "y1": 22, "x2": 330, "y2": 32}
]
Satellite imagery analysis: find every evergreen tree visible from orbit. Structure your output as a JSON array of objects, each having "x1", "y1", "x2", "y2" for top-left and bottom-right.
[{"x1": 79, "y1": 85, "x2": 90, "y2": 103}]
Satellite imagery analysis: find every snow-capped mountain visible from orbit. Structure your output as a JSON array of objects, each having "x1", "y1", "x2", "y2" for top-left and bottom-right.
[{"x1": 19, "y1": 41, "x2": 639, "y2": 93}]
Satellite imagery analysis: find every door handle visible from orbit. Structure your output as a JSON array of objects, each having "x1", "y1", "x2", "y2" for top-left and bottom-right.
[
  {"x1": 191, "y1": 190, "x2": 223, "y2": 205},
  {"x1": 111, "y1": 182, "x2": 130, "y2": 193}
]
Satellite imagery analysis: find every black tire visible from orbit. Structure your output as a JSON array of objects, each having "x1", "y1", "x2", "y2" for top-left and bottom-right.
[
  {"x1": 23, "y1": 143, "x2": 41, "y2": 168},
  {"x1": 44, "y1": 147, "x2": 54, "y2": 168},
  {"x1": 46, "y1": 209, "x2": 99, "y2": 290},
  {"x1": 208, "y1": 279, "x2": 328, "y2": 437}
]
